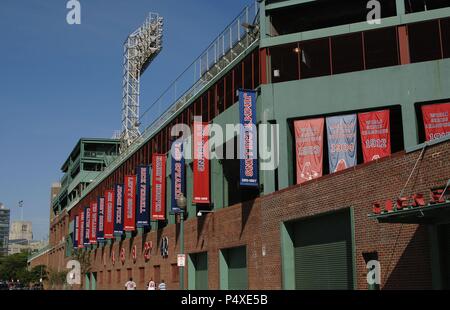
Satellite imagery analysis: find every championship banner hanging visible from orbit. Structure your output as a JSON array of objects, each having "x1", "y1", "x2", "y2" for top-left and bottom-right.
[
  {"x1": 114, "y1": 184, "x2": 124, "y2": 234},
  {"x1": 294, "y1": 118, "x2": 324, "y2": 184},
  {"x1": 171, "y1": 140, "x2": 185, "y2": 213},
  {"x1": 422, "y1": 102, "x2": 450, "y2": 141},
  {"x1": 84, "y1": 206, "x2": 91, "y2": 246},
  {"x1": 136, "y1": 166, "x2": 150, "y2": 227},
  {"x1": 151, "y1": 154, "x2": 166, "y2": 220},
  {"x1": 193, "y1": 121, "x2": 210, "y2": 204},
  {"x1": 74, "y1": 215, "x2": 79, "y2": 249},
  {"x1": 326, "y1": 114, "x2": 357, "y2": 173},
  {"x1": 239, "y1": 90, "x2": 259, "y2": 187},
  {"x1": 90, "y1": 201, "x2": 98, "y2": 245},
  {"x1": 78, "y1": 210, "x2": 84, "y2": 249},
  {"x1": 104, "y1": 190, "x2": 115, "y2": 239},
  {"x1": 97, "y1": 197, "x2": 105, "y2": 241},
  {"x1": 358, "y1": 110, "x2": 391, "y2": 163},
  {"x1": 124, "y1": 175, "x2": 137, "y2": 231}
]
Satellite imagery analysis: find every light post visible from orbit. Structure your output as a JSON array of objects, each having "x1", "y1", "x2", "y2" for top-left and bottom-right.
[{"x1": 176, "y1": 193, "x2": 187, "y2": 290}]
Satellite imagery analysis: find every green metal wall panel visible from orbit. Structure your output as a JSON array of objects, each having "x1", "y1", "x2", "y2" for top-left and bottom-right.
[
  {"x1": 293, "y1": 210, "x2": 353, "y2": 290},
  {"x1": 193, "y1": 252, "x2": 208, "y2": 290},
  {"x1": 227, "y1": 247, "x2": 248, "y2": 290}
]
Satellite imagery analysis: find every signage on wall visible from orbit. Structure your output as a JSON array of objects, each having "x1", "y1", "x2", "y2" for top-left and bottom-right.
[
  {"x1": 136, "y1": 166, "x2": 151, "y2": 227},
  {"x1": 84, "y1": 206, "x2": 91, "y2": 246},
  {"x1": 151, "y1": 154, "x2": 167, "y2": 220},
  {"x1": 144, "y1": 241, "x2": 153, "y2": 261},
  {"x1": 239, "y1": 89, "x2": 259, "y2": 187},
  {"x1": 294, "y1": 118, "x2": 324, "y2": 184},
  {"x1": 124, "y1": 175, "x2": 137, "y2": 231},
  {"x1": 97, "y1": 197, "x2": 105, "y2": 241},
  {"x1": 171, "y1": 140, "x2": 186, "y2": 213},
  {"x1": 160, "y1": 236, "x2": 169, "y2": 258},
  {"x1": 132, "y1": 245, "x2": 137, "y2": 263},
  {"x1": 326, "y1": 114, "x2": 357, "y2": 173},
  {"x1": 422, "y1": 102, "x2": 450, "y2": 141},
  {"x1": 104, "y1": 190, "x2": 115, "y2": 239},
  {"x1": 89, "y1": 201, "x2": 98, "y2": 245},
  {"x1": 358, "y1": 110, "x2": 391, "y2": 163},
  {"x1": 78, "y1": 210, "x2": 84, "y2": 249},
  {"x1": 120, "y1": 247, "x2": 126, "y2": 264},
  {"x1": 177, "y1": 254, "x2": 186, "y2": 267},
  {"x1": 114, "y1": 184, "x2": 124, "y2": 234},
  {"x1": 74, "y1": 215, "x2": 79, "y2": 249},
  {"x1": 193, "y1": 121, "x2": 210, "y2": 204}
]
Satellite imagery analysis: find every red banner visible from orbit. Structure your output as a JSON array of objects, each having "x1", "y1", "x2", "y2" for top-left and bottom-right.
[
  {"x1": 104, "y1": 190, "x2": 115, "y2": 239},
  {"x1": 78, "y1": 210, "x2": 84, "y2": 249},
  {"x1": 124, "y1": 175, "x2": 137, "y2": 231},
  {"x1": 151, "y1": 154, "x2": 166, "y2": 220},
  {"x1": 422, "y1": 103, "x2": 450, "y2": 141},
  {"x1": 358, "y1": 110, "x2": 391, "y2": 163},
  {"x1": 89, "y1": 201, "x2": 98, "y2": 244},
  {"x1": 294, "y1": 118, "x2": 324, "y2": 184},
  {"x1": 193, "y1": 121, "x2": 210, "y2": 204}
]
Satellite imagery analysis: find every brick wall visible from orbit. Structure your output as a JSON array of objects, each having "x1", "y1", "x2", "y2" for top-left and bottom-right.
[{"x1": 56, "y1": 139, "x2": 449, "y2": 290}]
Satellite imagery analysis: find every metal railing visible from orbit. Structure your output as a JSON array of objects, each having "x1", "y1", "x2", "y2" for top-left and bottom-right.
[{"x1": 68, "y1": 1, "x2": 260, "y2": 211}]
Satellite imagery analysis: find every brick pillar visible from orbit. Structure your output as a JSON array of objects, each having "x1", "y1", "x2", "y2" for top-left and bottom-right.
[{"x1": 398, "y1": 25, "x2": 410, "y2": 65}]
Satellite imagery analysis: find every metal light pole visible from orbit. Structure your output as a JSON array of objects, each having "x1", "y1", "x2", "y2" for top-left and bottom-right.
[{"x1": 176, "y1": 193, "x2": 187, "y2": 290}]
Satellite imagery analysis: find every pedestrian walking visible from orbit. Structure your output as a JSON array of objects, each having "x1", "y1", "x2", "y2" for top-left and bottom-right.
[
  {"x1": 147, "y1": 278, "x2": 156, "y2": 290},
  {"x1": 124, "y1": 277, "x2": 137, "y2": 290},
  {"x1": 158, "y1": 279, "x2": 166, "y2": 290}
]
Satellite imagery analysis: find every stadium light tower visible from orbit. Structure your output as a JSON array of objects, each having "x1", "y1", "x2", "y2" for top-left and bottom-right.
[{"x1": 121, "y1": 13, "x2": 163, "y2": 151}]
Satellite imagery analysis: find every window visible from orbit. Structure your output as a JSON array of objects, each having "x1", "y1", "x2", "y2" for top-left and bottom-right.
[
  {"x1": 225, "y1": 72, "x2": 233, "y2": 109},
  {"x1": 364, "y1": 27, "x2": 399, "y2": 69},
  {"x1": 217, "y1": 79, "x2": 225, "y2": 115},
  {"x1": 139, "y1": 267, "x2": 145, "y2": 284},
  {"x1": 243, "y1": 54, "x2": 253, "y2": 89},
  {"x1": 409, "y1": 20, "x2": 442, "y2": 62},
  {"x1": 405, "y1": 0, "x2": 450, "y2": 13},
  {"x1": 270, "y1": 43, "x2": 299, "y2": 83},
  {"x1": 108, "y1": 270, "x2": 112, "y2": 284},
  {"x1": 127, "y1": 268, "x2": 132, "y2": 280},
  {"x1": 300, "y1": 38, "x2": 331, "y2": 79},
  {"x1": 116, "y1": 269, "x2": 121, "y2": 284},
  {"x1": 442, "y1": 18, "x2": 450, "y2": 59},
  {"x1": 234, "y1": 64, "x2": 243, "y2": 101},
  {"x1": 331, "y1": 33, "x2": 364, "y2": 74},
  {"x1": 154, "y1": 265, "x2": 161, "y2": 283}
]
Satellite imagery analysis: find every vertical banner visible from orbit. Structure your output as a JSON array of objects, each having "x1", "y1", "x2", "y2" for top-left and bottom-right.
[
  {"x1": 151, "y1": 154, "x2": 166, "y2": 220},
  {"x1": 114, "y1": 184, "x2": 124, "y2": 234},
  {"x1": 136, "y1": 166, "x2": 151, "y2": 227},
  {"x1": 97, "y1": 197, "x2": 105, "y2": 241},
  {"x1": 104, "y1": 190, "x2": 115, "y2": 239},
  {"x1": 124, "y1": 175, "x2": 137, "y2": 231},
  {"x1": 326, "y1": 114, "x2": 357, "y2": 173},
  {"x1": 84, "y1": 206, "x2": 91, "y2": 246},
  {"x1": 193, "y1": 121, "x2": 210, "y2": 204},
  {"x1": 239, "y1": 90, "x2": 259, "y2": 187},
  {"x1": 78, "y1": 210, "x2": 84, "y2": 249},
  {"x1": 171, "y1": 140, "x2": 185, "y2": 213},
  {"x1": 74, "y1": 215, "x2": 79, "y2": 249},
  {"x1": 358, "y1": 110, "x2": 391, "y2": 162},
  {"x1": 294, "y1": 118, "x2": 324, "y2": 184},
  {"x1": 422, "y1": 102, "x2": 450, "y2": 141},
  {"x1": 90, "y1": 201, "x2": 98, "y2": 245}
]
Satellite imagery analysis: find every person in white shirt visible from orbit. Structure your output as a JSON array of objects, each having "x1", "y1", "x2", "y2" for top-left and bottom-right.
[
  {"x1": 147, "y1": 278, "x2": 156, "y2": 290},
  {"x1": 125, "y1": 278, "x2": 137, "y2": 290},
  {"x1": 158, "y1": 279, "x2": 166, "y2": 290}
]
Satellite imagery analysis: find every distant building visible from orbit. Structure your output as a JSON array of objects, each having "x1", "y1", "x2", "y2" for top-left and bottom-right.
[
  {"x1": 9, "y1": 221, "x2": 33, "y2": 242},
  {"x1": 0, "y1": 203, "x2": 10, "y2": 256}
]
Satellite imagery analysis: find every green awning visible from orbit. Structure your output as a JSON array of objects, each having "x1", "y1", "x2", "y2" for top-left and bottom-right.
[{"x1": 369, "y1": 202, "x2": 450, "y2": 225}]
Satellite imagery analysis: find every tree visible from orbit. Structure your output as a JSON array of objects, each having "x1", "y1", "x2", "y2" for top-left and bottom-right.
[
  {"x1": 0, "y1": 252, "x2": 29, "y2": 281},
  {"x1": 47, "y1": 269, "x2": 68, "y2": 290}
]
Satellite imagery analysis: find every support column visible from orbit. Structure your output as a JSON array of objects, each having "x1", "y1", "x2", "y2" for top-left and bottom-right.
[{"x1": 398, "y1": 25, "x2": 411, "y2": 65}]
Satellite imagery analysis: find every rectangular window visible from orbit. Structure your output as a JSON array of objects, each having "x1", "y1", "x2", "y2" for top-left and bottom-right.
[
  {"x1": 225, "y1": 71, "x2": 233, "y2": 109},
  {"x1": 127, "y1": 268, "x2": 132, "y2": 280},
  {"x1": 234, "y1": 64, "x2": 243, "y2": 101},
  {"x1": 154, "y1": 265, "x2": 161, "y2": 283},
  {"x1": 139, "y1": 267, "x2": 145, "y2": 284},
  {"x1": 171, "y1": 263, "x2": 179, "y2": 283},
  {"x1": 299, "y1": 38, "x2": 331, "y2": 79},
  {"x1": 270, "y1": 43, "x2": 299, "y2": 83},
  {"x1": 116, "y1": 269, "x2": 121, "y2": 284},
  {"x1": 405, "y1": 0, "x2": 450, "y2": 13},
  {"x1": 243, "y1": 54, "x2": 253, "y2": 89},
  {"x1": 442, "y1": 18, "x2": 450, "y2": 59},
  {"x1": 217, "y1": 79, "x2": 225, "y2": 115},
  {"x1": 331, "y1": 33, "x2": 364, "y2": 74},
  {"x1": 409, "y1": 20, "x2": 442, "y2": 63},
  {"x1": 254, "y1": 50, "x2": 260, "y2": 88},
  {"x1": 364, "y1": 27, "x2": 399, "y2": 69},
  {"x1": 108, "y1": 270, "x2": 112, "y2": 284}
]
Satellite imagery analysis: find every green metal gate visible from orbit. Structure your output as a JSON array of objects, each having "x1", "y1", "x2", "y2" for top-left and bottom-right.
[
  {"x1": 227, "y1": 246, "x2": 248, "y2": 290},
  {"x1": 293, "y1": 210, "x2": 353, "y2": 290},
  {"x1": 192, "y1": 252, "x2": 208, "y2": 290}
]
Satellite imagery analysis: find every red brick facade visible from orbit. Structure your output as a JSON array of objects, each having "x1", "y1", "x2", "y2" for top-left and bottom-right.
[{"x1": 33, "y1": 139, "x2": 449, "y2": 290}]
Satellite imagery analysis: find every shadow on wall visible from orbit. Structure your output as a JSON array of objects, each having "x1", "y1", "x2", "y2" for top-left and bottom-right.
[{"x1": 383, "y1": 226, "x2": 432, "y2": 290}]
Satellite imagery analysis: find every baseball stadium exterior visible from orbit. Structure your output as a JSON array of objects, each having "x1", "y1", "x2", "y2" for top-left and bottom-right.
[{"x1": 29, "y1": 0, "x2": 450, "y2": 290}]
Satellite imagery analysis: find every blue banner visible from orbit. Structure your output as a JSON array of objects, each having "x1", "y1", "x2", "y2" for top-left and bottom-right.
[
  {"x1": 73, "y1": 215, "x2": 79, "y2": 249},
  {"x1": 97, "y1": 197, "x2": 105, "y2": 241},
  {"x1": 84, "y1": 206, "x2": 91, "y2": 246},
  {"x1": 136, "y1": 166, "x2": 151, "y2": 227},
  {"x1": 171, "y1": 140, "x2": 185, "y2": 213},
  {"x1": 326, "y1": 114, "x2": 357, "y2": 173},
  {"x1": 114, "y1": 184, "x2": 124, "y2": 234},
  {"x1": 239, "y1": 89, "x2": 259, "y2": 187}
]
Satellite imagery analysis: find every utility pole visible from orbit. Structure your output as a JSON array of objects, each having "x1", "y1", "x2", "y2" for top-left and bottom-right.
[{"x1": 18, "y1": 200, "x2": 24, "y2": 221}]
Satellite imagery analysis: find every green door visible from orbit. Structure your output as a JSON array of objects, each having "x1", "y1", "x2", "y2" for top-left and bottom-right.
[
  {"x1": 84, "y1": 273, "x2": 90, "y2": 290},
  {"x1": 193, "y1": 252, "x2": 208, "y2": 290},
  {"x1": 294, "y1": 210, "x2": 353, "y2": 290},
  {"x1": 91, "y1": 272, "x2": 97, "y2": 290},
  {"x1": 227, "y1": 246, "x2": 248, "y2": 290}
]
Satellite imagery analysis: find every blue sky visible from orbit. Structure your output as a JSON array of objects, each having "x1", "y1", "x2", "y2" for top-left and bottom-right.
[{"x1": 0, "y1": 0, "x2": 254, "y2": 240}]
